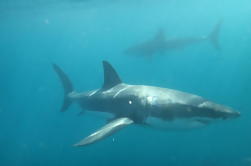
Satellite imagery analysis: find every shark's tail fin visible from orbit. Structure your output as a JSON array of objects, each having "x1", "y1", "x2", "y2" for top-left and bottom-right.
[
  {"x1": 53, "y1": 64, "x2": 74, "y2": 112},
  {"x1": 208, "y1": 20, "x2": 223, "y2": 50}
]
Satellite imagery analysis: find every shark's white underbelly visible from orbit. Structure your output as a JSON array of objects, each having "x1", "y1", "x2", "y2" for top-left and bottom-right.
[{"x1": 146, "y1": 117, "x2": 209, "y2": 130}]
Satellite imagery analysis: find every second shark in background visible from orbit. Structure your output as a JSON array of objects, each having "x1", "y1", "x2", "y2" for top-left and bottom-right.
[{"x1": 125, "y1": 21, "x2": 222, "y2": 57}]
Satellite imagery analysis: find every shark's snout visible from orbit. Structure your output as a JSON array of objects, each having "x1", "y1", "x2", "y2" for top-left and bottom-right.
[
  {"x1": 224, "y1": 110, "x2": 240, "y2": 120},
  {"x1": 218, "y1": 106, "x2": 240, "y2": 120},
  {"x1": 198, "y1": 101, "x2": 240, "y2": 120},
  {"x1": 217, "y1": 108, "x2": 241, "y2": 120}
]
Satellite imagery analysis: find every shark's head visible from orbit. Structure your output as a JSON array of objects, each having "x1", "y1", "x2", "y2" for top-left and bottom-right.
[
  {"x1": 197, "y1": 101, "x2": 240, "y2": 120},
  {"x1": 146, "y1": 98, "x2": 240, "y2": 129},
  {"x1": 145, "y1": 93, "x2": 240, "y2": 128}
]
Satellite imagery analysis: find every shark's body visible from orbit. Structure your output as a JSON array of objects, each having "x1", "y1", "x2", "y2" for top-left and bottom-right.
[
  {"x1": 53, "y1": 60, "x2": 239, "y2": 146},
  {"x1": 125, "y1": 21, "x2": 222, "y2": 57}
]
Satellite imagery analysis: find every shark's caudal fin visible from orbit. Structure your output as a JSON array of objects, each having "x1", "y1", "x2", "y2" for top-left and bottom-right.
[
  {"x1": 208, "y1": 20, "x2": 223, "y2": 50},
  {"x1": 102, "y1": 61, "x2": 122, "y2": 90},
  {"x1": 53, "y1": 64, "x2": 74, "y2": 112},
  {"x1": 74, "y1": 117, "x2": 134, "y2": 147}
]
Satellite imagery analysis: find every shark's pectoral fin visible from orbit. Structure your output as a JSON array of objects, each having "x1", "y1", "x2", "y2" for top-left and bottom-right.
[
  {"x1": 73, "y1": 117, "x2": 134, "y2": 147},
  {"x1": 106, "y1": 116, "x2": 119, "y2": 123}
]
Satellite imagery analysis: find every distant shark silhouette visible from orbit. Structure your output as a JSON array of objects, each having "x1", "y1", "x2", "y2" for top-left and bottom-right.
[
  {"x1": 125, "y1": 21, "x2": 222, "y2": 57},
  {"x1": 53, "y1": 60, "x2": 239, "y2": 147}
]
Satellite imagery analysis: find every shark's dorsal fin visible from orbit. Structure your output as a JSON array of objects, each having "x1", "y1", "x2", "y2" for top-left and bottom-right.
[
  {"x1": 102, "y1": 61, "x2": 122, "y2": 89},
  {"x1": 154, "y1": 29, "x2": 166, "y2": 42}
]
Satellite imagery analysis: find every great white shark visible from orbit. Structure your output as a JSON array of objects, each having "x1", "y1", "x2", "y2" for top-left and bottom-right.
[
  {"x1": 125, "y1": 21, "x2": 222, "y2": 57},
  {"x1": 53, "y1": 60, "x2": 240, "y2": 147}
]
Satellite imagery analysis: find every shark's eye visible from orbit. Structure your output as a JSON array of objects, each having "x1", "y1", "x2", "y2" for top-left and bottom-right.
[{"x1": 128, "y1": 100, "x2": 132, "y2": 105}]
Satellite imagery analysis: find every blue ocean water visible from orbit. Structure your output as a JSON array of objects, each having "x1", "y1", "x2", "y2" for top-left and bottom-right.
[{"x1": 0, "y1": 0, "x2": 251, "y2": 165}]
